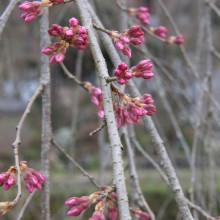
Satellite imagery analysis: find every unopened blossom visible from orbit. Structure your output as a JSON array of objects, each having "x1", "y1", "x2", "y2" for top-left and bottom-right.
[
  {"x1": 111, "y1": 25, "x2": 144, "y2": 57},
  {"x1": 89, "y1": 210, "x2": 105, "y2": 220},
  {"x1": 20, "y1": 161, "x2": 46, "y2": 193},
  {"x1": 114, "y1": 103, "x2": 133, "y2": 128},
  {"x1": 106, "y1": 199, "x2": 118, "y2": 220},
  {"x1": 167, "y1": 34, "x2": 184, "y2": 45},
  {"x1": 19, "y1": 0, "x2": 66, "y2": 22},
  {"x1": 42, "y1": 17, "x2": 89, "y2": 64},
  {"x1": 114, "y1": 59, "x2": 154, "y2": 85},
  {"x1": 0, "y1": 202, "x2": 13, "y2": 216},
  {"x1": 128, "y1": 7, "x2": 151, "y2": 25},
  {"x1": 174, "y1": 34, "x2": 184, "y2": 45},
  {"x1": 42, "y1": 41, "x2": 68, "y2": 64},
  {"x1": 65, "y1": 196, "x2": 90, "y2": 216},
  {"x1": 0, "y1": 166, "x2": 16, "y2": 191},
  {"x1": 151, "y1": 26, "x2": 167, "y2": 39},
  {"x1": 19, "y1": 1, "x2": 42, "y2": 22},
  {"x1": 130, "y1": 208, "x2": 150, "y2": 220},
  {"x1": 114, "y1": 92, "x2": 156, "y2": 126}
]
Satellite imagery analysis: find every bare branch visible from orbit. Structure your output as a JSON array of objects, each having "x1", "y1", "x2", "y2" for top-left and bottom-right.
[
  {"x1": 40, "y1": 7, "x2": 51, "y2": 220},
  {"x1": 12, "y1": 84, "x2": 44, "y2": 206},
  {"x1": 0, "y1": 0, "x2": 20, "y2": 40},
  {"x1": 75, "y1": 1, "x2": 131, "y2": 219}
]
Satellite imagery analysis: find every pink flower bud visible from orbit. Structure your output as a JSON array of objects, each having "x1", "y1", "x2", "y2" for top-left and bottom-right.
[
  {"x1": 3, "y1": 183, "x2": 10, "y2": 191},
  {"x1": 69, "y1": 17, "x2": 79, "y2": 27},
  {"x1": 122, "y1": 46, "x2": 131, "y2": 57},
  {"x1": 48, "y1": 24, "x2": 64, "y2": 37},
  {"x1": 65, "y1": 197, "x2": 80, "y2": 206},
  {"x1": 19, "y1": 1, "x2": 40, "y2": 10},
  {"x1": 67, "y1": 206, "x2": 83, "y2": 216},
  {"x1": 41, "y1": 47, "x2": 54, "y2": 55},
  {"x1": 89, "y1": 211, "x2": 105, "y2": 220},
  {"x1": 78, "y1": 26, "x2": 87, "y2": 34},
  {"x1": 65, "y1": 28, "x2": 75, "y2": 37},
  {"x1": 114, "y1": 40, "x2": 124, "y2": 50},
  {"x1": 174, "y1": 35, "x2": 184, "y2": 45},
  {"x1": 130, "y1": 36, "x2": 144, "y2": 45},
  {"x1": 53, "y1": 49, "x2": 66, "y2": 63},
  {"x1": 118, "y1": 78, "x2": 126, "y2": 85},
  {"x1": 7, "y1": 174, "x2": 15, "y2": 186},
  {"x1": 138, "y1": 6, "x2": 148, "y2": 12},
  {"x1": 124, "y1": 70, "x2": 132, "y2": 79},
  {"x1": 119, "y1": 36, "x2": 130, "y2": 44},
  {"x1": 118, "y1": 62, "x2": 127, "y2": 71},
  {"x1": 142, "y1": 71, "x2": 154, "y2": 79},
  {"x1": 114, "y1": 69, "x2": 121, "y2": 77}
]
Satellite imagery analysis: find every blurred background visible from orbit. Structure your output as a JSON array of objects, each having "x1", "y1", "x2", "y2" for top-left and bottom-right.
[{"x1": 0, "y1": 0, "x2": 220, "y2": 219}]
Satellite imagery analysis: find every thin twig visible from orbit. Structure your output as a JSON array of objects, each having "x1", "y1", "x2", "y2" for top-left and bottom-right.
[
  {"x1": 12, "y1": 84, "x2": 44, "y2": 206},
  {"x1": 59, "y1": 62, "x2": 86, "y2": 88},
  {"x1": 89, "y1": 118, "x2": 107, "y2": 136},
  {"x1": 17, "y1": 190, "x2": 37, "y2": 220},
  {"x1": 123, "y1": 128, "x2": 156, "y2": 220},
  {"x1": 51, "y1": 138, "x2": 101, "y2": 189}
]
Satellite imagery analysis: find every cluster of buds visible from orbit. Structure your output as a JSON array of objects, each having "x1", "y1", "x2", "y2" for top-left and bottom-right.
[
  {"x1": 148, "y1": 27, "x2": 184, "y2": 45},
  {"x1": 0, "y1": 167, "x2": 16, "y2": 191},
  {"x1": 42, "y1": 17, "x2": 89, "y2": 64},
  {"x1": 130, "y1": 208, "x2": 150, "y2": 220},
  {"x1": 109, "y1": 25, "x2": 145, "y2": 57},
  {"x1": 114, "y1": 59, "x2": 154, "y2": 85},
  {"x1": 112, "y1": 85, "x2": 156, "y2": 126},
  {"x1": 65, "y1": 187, "x2": 115, "y2": 218},
  {"x1": 65, "y1": 195, "x2": 91, "y2": 216},
  {"x1": 84, "y1": 82, "x2": 104, "y2": 119},
  {"x1": 128, "y1": 7, "x2": 151, "y2": 25},
  {"x1": 19, "y1": 0, "x2": 66, "y2": 22},
  {"x1": 20, "y1": 161, "x2": 46, "y2": 193},
  {"x1": 0, "y1": 162, "x2": 46, "y2": 193}
]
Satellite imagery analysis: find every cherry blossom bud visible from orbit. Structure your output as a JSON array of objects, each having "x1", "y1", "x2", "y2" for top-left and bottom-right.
[
  {"x1": 41, "y1": 46, "x2": 54, "y2": 55},
  {"x1": 67, "y1": 206, "x2": 84, "y2": 216},
  {"x1": 119, "y1": 36, "x2": 130, "y2": 44},
  {"x1": 89, "y1": 211, "x2": 105, "y2": 220},
  {"x1": 69, "y1": 17, "x2": 79, "y2": 27},
  {"x1": 122, "y1": 46, "x2": 131, "y2": 57},
  {"x1": 114, "y1": 40, "x2": 124, "y2": 50},
  {"x1": 174, "y1": 34, "x2": 184, "y2": 45},
  {"x1": 153, "y1": 26, "x2": 167, "y2": 39}
]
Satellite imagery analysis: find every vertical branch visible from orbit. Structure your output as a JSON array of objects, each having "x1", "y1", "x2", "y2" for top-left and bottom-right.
[
  {"x1": 123, "y1": 127, "x2": 156, "y2": 220},
  {"x1": 75, "y1": 0, "x2": 131, "y2": 219},
  {"x1": 0, "y1": 0, "x2": 19, "y2": 39},
  {"x1": 40, "y1": 7, "x2": 51, "y2": 220},
  {"x1": 70, "y1": 51, "x2": 84, "y2": 165}
]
